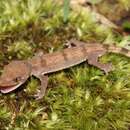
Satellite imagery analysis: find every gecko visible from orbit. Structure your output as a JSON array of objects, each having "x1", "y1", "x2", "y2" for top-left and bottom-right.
[{"x1": 0, "y1": 39, "x2": 129, "y2": 99}]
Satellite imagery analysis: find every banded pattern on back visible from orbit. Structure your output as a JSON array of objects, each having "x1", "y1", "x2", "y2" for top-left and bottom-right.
[
  {"x1": 41, "y1": 46, "x2": 88, "y2": 74},
  {"x1": 30, "y1": 41, "x2": 130, "y2": 75}
]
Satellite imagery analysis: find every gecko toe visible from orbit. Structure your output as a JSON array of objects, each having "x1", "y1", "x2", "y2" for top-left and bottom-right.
[
  {"x1": 103, "y1": 63, "x2": 113, "y2": 74},
  {"x1": 34, "y1": 93, "x2": 43, "y2": 100},
  {"x1": 34, "y1": 89, "x2": 45, "y2": 100}
]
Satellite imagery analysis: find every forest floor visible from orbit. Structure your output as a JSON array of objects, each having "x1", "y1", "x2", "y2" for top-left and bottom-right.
[{"x1": 0, "y1": 0, "x2": 130, "y2": 130}]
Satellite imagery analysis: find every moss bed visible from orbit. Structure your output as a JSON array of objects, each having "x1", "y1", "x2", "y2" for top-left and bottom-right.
[{"x1": 0, "y1": 0, "x2": 130, "y2": 130}]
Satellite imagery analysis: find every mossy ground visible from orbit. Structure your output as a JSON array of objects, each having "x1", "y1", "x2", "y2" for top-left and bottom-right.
[{"x1": 0, "y1": 0, "x2": 130, "y2": 130}]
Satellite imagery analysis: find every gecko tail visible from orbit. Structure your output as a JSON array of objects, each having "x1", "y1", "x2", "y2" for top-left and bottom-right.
[{"x1": 103, "y1": 44, "x2": 130, "y2": 57}]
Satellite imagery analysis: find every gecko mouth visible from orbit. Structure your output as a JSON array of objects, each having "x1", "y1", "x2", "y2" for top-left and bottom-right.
[{"x1": 0, "y1": 82, "x2": 24, "y2": 93}]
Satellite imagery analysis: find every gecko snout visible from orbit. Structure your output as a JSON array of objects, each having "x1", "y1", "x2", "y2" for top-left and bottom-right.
[{"x1": 0, "y1": 60, "x2": 31, "y2": 89}]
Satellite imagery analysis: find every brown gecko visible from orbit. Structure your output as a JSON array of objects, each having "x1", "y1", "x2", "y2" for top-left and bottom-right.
[{"x1": 0, "y1": 39, "x2": 129, "y2": 99}]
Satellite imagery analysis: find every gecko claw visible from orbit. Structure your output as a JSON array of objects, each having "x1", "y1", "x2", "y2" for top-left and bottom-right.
[
  {"x1": 34, "y1": 84, "x2": 47, "y2": 100},
  {"x1": 34, "y1": 91, "x2": 44, "y2": 100},
  {"x1": 102, "y1": 63, "x2": 113, "y2": 74},
  {"x1": 63, "y1": 41, "x2": 75, "y2": 48},
  {"x1": 64, "y1": 39, "x2": 85, "y2": 48},
  {"x1": 33, "y1": 75, "x2": 48, "y2": 100}
]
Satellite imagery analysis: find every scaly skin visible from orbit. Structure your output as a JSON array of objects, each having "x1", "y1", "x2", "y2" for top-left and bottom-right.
[{"x1": 0, "y1": 40, "x2": 130, "y2": 99}]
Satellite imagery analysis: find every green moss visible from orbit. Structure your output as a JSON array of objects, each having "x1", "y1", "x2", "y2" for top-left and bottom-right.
[
  {"x1": 122, "y1": 21, "x2": 130, "y2": 29},
  {"x1": 118, "y1": 0, "x2": 130, "y2": 10},
  {"x1": 0, "y1": 0, "x2": 130, "y2": 130},
  {"x1": 7, "y1": 40, "x2": 33, "y2": 59}
]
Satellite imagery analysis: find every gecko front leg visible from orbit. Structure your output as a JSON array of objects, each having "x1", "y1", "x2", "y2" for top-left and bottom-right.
[
  {"x1": 28, "y1": 55, "x2": 49, "y2": 99},
  {"x1": 87, "y1": 50, "x2": 113, "y2": 74},
  {"x1": 34, "y1": 74, "x2": 48, "y2": 100}
]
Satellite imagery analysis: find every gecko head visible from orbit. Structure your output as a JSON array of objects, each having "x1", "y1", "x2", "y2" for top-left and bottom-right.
[{"x1": 0, "y1": 61, "x2": 31, "y2": 93}]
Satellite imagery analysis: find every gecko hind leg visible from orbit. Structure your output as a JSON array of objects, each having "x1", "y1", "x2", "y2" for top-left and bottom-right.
[
  {"x1": 34, "y1": 74, "x2": 48, "y2": 100},
  {"x1": 87, "y1": 50, "x2": 113, "y2": 74}
]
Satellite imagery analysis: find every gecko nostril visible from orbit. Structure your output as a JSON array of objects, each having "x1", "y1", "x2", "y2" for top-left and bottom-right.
[{"x1": 13, "y1": 77, "x2": 21, "y2": 82}]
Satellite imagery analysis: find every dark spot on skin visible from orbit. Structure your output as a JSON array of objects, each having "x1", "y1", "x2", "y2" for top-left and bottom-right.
[
  {"x1": 103, "y1": 44, "x2": 109, "y2": 50},
  {"x1": 81, "y1": 46, "x2": 87, "y2": 57},
  {"x1": 62, "y1": 50, "x2": 68, "y2": 61},
  {"x1": 121, "y1": 48, "x2": 129, "y2": 53},
  {"x1": 41, "y1": 58, "x2": 47, "y2": 67}
]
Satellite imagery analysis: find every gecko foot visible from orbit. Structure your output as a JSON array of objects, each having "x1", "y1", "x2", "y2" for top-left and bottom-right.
[
  {"x1": 64, "y1": 39, "x2": 85, "y2": 48},
  {"x1": 64, "y1": 41, "x2": 76, "y2": 48},
  {"x1": 34, "y1": 74, "x2": 48, "y2": 100},
  {"x1": 34, "y1": 89, "x2": 44, "y2": 100},
  {"x1": 100, "y1": 63, "x2": 113, "y2": 74},
  {"x1": 87, "y1": 50, "x2": 113, "y2": 74}
]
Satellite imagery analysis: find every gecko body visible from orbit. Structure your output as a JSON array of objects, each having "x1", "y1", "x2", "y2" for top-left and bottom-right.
[{"x1": 0, "y1": 40, "x2": 129, "y2": 99}]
